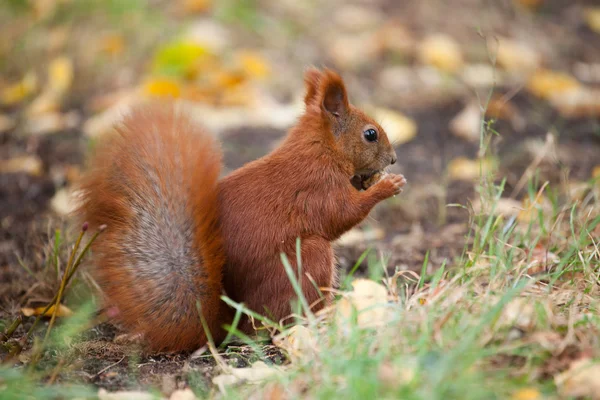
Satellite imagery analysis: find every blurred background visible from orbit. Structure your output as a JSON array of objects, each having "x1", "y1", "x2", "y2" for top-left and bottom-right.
[{"x1": 1, "y1": 0, "x2": 599, "y2": 285}]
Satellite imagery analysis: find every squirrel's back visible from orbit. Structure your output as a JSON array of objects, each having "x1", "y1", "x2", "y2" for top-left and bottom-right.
[{"x1": 76, "y1": 103, "x2": 226, "y2": 352}]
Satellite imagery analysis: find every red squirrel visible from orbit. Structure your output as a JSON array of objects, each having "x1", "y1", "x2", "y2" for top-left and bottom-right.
[{"x1": 76, "y1": 68, "x2": 406, "y2": 352}]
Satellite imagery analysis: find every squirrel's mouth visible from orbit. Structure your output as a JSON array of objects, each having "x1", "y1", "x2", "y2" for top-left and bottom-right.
[{"x1": 351, "y1": 170, "x2": 383, "y2": 191}]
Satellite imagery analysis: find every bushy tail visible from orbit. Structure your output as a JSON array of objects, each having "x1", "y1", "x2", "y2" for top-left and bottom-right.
[{"x1": 75, "y1": 102, "x2": 227, "y2": 352}]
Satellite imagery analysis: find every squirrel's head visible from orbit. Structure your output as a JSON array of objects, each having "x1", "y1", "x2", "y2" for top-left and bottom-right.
[{"x1": 303, "y1": 67, "x2": 397, "y2": 183}]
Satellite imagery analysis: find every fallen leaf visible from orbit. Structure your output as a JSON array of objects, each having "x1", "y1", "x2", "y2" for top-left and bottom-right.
[
  {"x1": 514, "y1": 0, "x2": 543, "y2": 10},
  {"x1": 496, "y1": 38, "x2": 540, "y2": 73},
  {"x1": 212, "y1": 361, "x2": 284, "y2": 393},
  {"x1": 461, "y1": 64, "x2": 497, "y2": 88},
  {"x1": 0, "y1": 155, "x2": 43, "y2": 176},
  {"x1": 473, "y1": 197, "x2": 523, "y2": 218},
  {"x1": 181, "y1": 0, "x2": 212, "y2": 14},
  {"x1": 511, "y1": 388, "x2": 541, "y2": 400},
  {"x1": 98, "y1": 389, "x2": 159, "y2": 400},
  {"x1": 450, "y1": 103, "x2": 481, "y2": 142},
  {"x1": 337, "y1": 227, "x2": 385, "y2": 247},
  {"x1": 47, "y1": 56, "x2": 73, "y2": 95},
  {"x1": 152, "y1": 40, "x2": 210, "y2": 78},
  {"x1": 371, "y1": 107, "x2": 417, "y2": 145},
  {"x1": 527, "y1": 244, "x2": 559, "y2": 274},
  {"x1": 527, "y1": 69, "x2": 580, "y2": 100},
  {"x1": 237, "y1": 51, "x2": 270, "y2": 79},
  {"x1": 583, "y1": 7, "x2": 600, "y2": 34},
  {"x1": 498, "y1": 298, "x2": 550, "y2": 331},
  {"x1": 1, "y1": 71, "x2": 37, "y2": 105},
  {"x1": 100, "y1": 34, "x2": 125, "y2": 56},
  {"x1": 593, "y1": 165, "x2": 600, "y2": 179},
  {"x1": 555, "y1": 358, "x2": 600, "y2": 399},
  {"x1": 517, "y1": 195, "x2": 551, "y2": 223},
  {"x1": 418, "y1": 34, "x2": 463, "y2": 73},
  {"x1": 169, "y1": 388, "x2": 197, "y2": 400},
  {"x1": 50, "y1": 188, "x2": 79, "y2": 216},
  {"x1": 447, "y1": 157, "x2": 494, "y2": 180},
  {"x1": 549, "y1": 87, "x2": 600, "y2": 118},
  {"x1": 273, "y1": 325, "x2": 317, "y2": 362},
  {"x1": 335, "y1": 279, "x2": 390, "y2": 329},
  {"x1": 334, "y1": 5, "x2": 383, "y2": 33},
  {"x1": 328, "y1": 32, "x2": 383, "y2": 70},
  {"x1": 143, "y1": 79, "x2": 182, "y2": 98},
  {"x1": 0, "y1": 113, "x2": 16, "y2": 133},
  {"x1": 22, "y1": 304, "x2": 73, "y2": 318}
]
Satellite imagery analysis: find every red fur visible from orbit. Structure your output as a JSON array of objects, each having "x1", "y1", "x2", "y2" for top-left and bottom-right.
[{"x1": 76, "y1": 68, "x2": 404, "y2": 352}]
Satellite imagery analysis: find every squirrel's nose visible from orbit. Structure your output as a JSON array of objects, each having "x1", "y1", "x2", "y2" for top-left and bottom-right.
[{"x1": 390, "y1": 152, "x2": 397, "y2": 165}]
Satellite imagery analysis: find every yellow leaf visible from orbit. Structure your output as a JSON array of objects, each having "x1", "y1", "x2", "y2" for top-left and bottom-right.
[
  {"x1": 152, "y1": 40, "x2": 210, "y2": 78},
  {"x1": 273, "y1": 325, "x2": 317, "y2": 361},
  {"x1": 0, "y1": 155, "x2": 43, "y2": 176},
  {"x1": 447, "y1": 157, "x2": 494, "y2": 180},
  {"x1": 22, "y1": 304, "x2": 73, "y2": 318},
  {"x1": 237, "y1": 51, "x2": 270, "y2": 79},
  {"x1": 371, "y1": 107, "x2": 417, "y2": 145},
  {"x1": 181, "y1": 0, "x2": 212, "y2": 14},
  {"x1": 593, "y1": 165, "x2": 600, "y2": 179},
  {"x1": 527, "y1": 69, "x2": 580, "y2": 100},
  {"x1": 418, "y1": 34, "x2": 464, "y2": 73},
  {"x1": 336, "y1": 279, "x2": 390, "y2": 329},
  {"x1": 584, "y1": 7, "x2": 600, "y2": 34},
  {"x1": 143, "y1": 79, "x2": 182, "y2": 98},
  {"x1": 100, "y1": 34, "x2": 125, "y2": 56},
  {"x1": 1, "y1": 72, "x2": 37, "y2": 105},
  {"x1": 512, "y1": 388, "x2": 541, "y2": 400},
  {"x1": 48, "y1": 56, "x2": 73, "y2": 95}
]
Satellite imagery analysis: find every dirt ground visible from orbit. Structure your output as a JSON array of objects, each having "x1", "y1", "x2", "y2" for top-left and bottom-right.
[{"x1": 1, "y1": 0, "x2": 599, "y2": 392}]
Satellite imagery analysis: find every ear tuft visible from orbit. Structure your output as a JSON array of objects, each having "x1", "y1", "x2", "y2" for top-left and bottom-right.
[
  {"x1": 304, "y1": 67, "x2": 323, "y2": 106},
  {"x1": 320, "y1": 69, "x2": 349, "y2": 118}
]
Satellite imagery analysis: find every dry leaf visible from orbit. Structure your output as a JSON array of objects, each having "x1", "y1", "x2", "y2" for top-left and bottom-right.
[
  {"x1": 527, "y1": 69, "x2": 581, "y2": 100},
  {"x1": 273, "y1": 325, "x2": 317, "y2": 361},
  {"x1": 0, "y1": 155, "x2": 43, "y2": 176},
  {"x1": 181, "y1": 0, "x2": 212, "y2": 14},
  {"x1": 473, "y1": 197, "x2": 522, "y2": 218},
  {"x1": 371, "y1": 107, "x2": 417, "y2": 145},
  {"x1": 98, "y1": 389, "x2": 160, "y2": 400},
  {"x1": 548, "y1": 87, "x2": 600, "y2": 118},
  {"x1": 447, "y1": 157, "x2": 494, "y2": 180},
  {"x1": 169, "y1": 388, "x2": 197, "y2": 400},
  {"x1": 496, "y1": 38, "x2": 540, "y2": 73},
  {"x1": 555, "y1": 358, "x2": 600, "y2": 399},
  {"x1": 498, "y1": 298, "x2": 545, "y2": 331},
  {"x1": 22, "y1": 304, "x2": 73, "y2": 318},
  {"x1": 337, "y1": 227, "x2": 385, "y2": 247},
  {"x1": 237, "y1": 51, "x2": 270, "y2": 79},
  {"x1": 100, "y1": 34, "x2": 125, "y2": 56},
  {"x1": 583, "y1": 7, "x2": 600, "y2": 34},
  {"x1": 593, "y1": 165, "x2": 600, "y2": 179},
  {"x1": 1, "y1": 71, "x2": 37, "y2": 105},
  {"x1": 450, "y1": 103, "x2": 481, "y2": 142},
  {"x1": 511, "y1": 388, "x2": 541, "y2": 400},
  {"x1": 418, "y1": 34, "x2": 463, "y2": 73},
  {"x1": 0, "y1": 113, "x2": 16, "y2": 133},
  {"x1": 51, "y1": 188, "x2": 79, "y2": 216},
  {"x1": 335, "y1": 279, "x2": 390, "y2": 329},
  {"x1": 212, "y1": 361, "x2": 284, "y2": 393},
  {"x1": 527, "y1": 244, "x2": 559, "y2": 274},
  {"x1": 517, "y1": 195, "x2": 551, "y2": 223},
  {"x1": 328, "y1": 32, "x2": 383, "y2": 70}
]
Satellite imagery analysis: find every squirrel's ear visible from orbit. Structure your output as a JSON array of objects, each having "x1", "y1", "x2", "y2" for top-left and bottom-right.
[
  {"x1": 304, "y1": 67, "x2": 322, "y2": 106},
  {"x1": 319, "y1": 69, "x2": 349, "y2": 118}
]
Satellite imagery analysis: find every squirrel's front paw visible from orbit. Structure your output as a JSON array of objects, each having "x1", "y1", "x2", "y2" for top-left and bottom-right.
[{"x1": 375, "y1": 173, "x2": 407, "y2": 199}]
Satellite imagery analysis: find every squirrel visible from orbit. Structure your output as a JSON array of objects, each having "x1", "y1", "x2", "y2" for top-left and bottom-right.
[{"x1": 75, "y1": 68, "x2": 406, "y2": 352}]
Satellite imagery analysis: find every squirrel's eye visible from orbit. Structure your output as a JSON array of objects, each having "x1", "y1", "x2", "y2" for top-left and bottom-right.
[{"x1": 363, "y1": 128, "x2": 378, "y2": 142}]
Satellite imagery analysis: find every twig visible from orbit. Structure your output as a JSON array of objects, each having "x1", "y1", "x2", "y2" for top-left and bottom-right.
[
  {"x1": 94, "y1": 356, "x2": 126, "y2": 378},
  {"x1": 0, "y1": 316, "x2": 22, "y2": 342}
]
